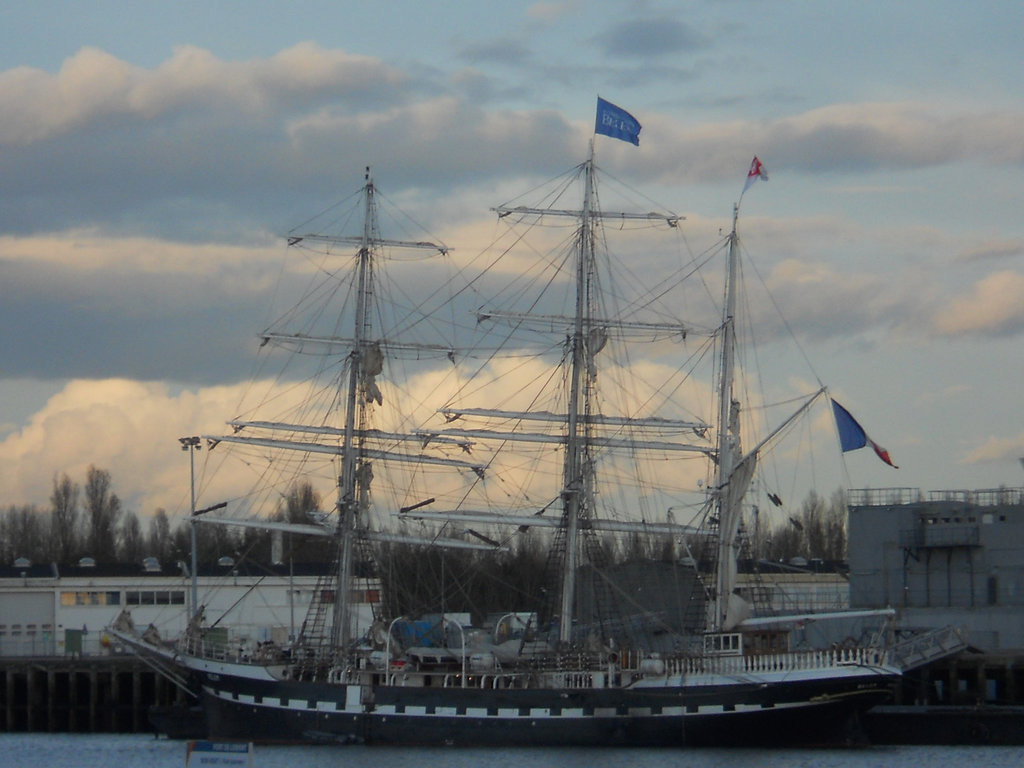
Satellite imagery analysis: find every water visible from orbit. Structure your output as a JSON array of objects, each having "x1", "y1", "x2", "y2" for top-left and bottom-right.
[{"x1": 2, "y1": 734, "x2": 1022, "y2": 768}]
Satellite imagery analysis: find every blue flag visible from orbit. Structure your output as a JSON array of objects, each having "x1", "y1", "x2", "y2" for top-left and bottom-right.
[
  {"x1": 831, "y1": 399, "x2": 868, "y2": 453},
  {"x1": 595, "y1": 97, "x2": 641, "y2": 146},
  {"x1": 831, "y1": 399, "x2": 898, "y2": 468}
]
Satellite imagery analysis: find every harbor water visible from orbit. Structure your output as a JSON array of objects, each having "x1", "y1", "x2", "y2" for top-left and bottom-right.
[{"x1": 2, "y1": 734, "x2": 1022, "y2": 768}]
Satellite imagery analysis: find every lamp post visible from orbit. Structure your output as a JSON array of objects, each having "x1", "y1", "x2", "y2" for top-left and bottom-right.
[{"x1": 180, "y1": 436, "x2": 201, "y2": 617}]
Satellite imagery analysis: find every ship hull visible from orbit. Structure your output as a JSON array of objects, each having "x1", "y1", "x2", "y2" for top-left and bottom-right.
[{"x1": 198, "y1": 667, "x2": 895, "y2": 747}]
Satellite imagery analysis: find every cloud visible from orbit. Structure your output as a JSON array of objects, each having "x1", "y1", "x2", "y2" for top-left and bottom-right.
[
  {"x1": 594, "y1": 18, "x2": 708, "y2": 57},
  {"x1": 527, "y1": 2, "x2": 580, "y2": 23},
  {"x1": 642, "y1": 102, "x2": 1024, "y2": 185},
  {"x1": 457, "y1": 38, "x2": 534, "y2": 67},
  {"x1": 0, "y1": 43, "x2": 409, "y2": 147},
  {"x1": 0, "y1": 230, "x2": 276, "y2": 276},
  {"x1": 0, "y1": 379, "x2": 245, "y2": 518},
  {"x1": 912, "y1": 384, "x2": 971, "y2": 408},
  {"x1": 961, "y1": 433, "x2": 1024, "y2": 465},
  {"x1": 3, "y1": 44, "x2": 1022, "y2": 245},
  {"x1": 769, "y1": 103, "x2": 1024, "y2": 170},
  {"x1": 955, "y1": 238, "x2": 1024, "y2": 263},
  {"x1": 933, "y1": 270, "x2": 1024, "y2": 337},
  {"x1": 0, "y1": 232, "x2": 282, "y2": 383}
]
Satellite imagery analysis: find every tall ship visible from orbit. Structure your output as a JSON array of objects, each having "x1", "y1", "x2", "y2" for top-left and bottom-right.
[{"x1": 114, "y1": 105, "x2": 962, "y2": 746}]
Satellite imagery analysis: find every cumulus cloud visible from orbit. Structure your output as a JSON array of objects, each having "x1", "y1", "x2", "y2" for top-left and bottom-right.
[{"x1": 0, "y1": 379, "x2": 246, "y2": 518}]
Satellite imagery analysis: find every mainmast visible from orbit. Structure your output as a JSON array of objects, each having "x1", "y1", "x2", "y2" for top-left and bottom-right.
[
  {"x1": 330, "y1": 167, "x2": 377, "y2": 651},
  {"x1": 480, "y1": 152, "x2": 685, "y2": 647},
  {"x1": 556, "y1": 144, "x2": 598, "y2": 645}
]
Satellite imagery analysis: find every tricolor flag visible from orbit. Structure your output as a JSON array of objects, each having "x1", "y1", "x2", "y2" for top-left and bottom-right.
[
  {"x1": 830, "y1": 399, "x2": 898, "y2": 468},
  {"x1": 595, "y1": 97, "x2": 641, "y2": 146},
  {"x1": 742, "y1": 156, "x2": 768, "y2": 194}
]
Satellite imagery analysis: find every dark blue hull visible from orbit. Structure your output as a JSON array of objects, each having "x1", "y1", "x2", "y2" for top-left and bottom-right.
[{"x1": 200, "y1": 669, "x2": 895, "y2": 747}]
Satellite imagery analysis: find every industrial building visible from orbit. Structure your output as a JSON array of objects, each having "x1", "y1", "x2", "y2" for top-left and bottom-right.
[{"x1": 847, "y1": 486, "x2": 1024, "y2": 651}]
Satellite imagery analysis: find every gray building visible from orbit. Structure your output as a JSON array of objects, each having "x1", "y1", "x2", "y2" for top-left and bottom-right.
[{"x1": 848, "y1": 487, "x2": 1024, "y2": 651}]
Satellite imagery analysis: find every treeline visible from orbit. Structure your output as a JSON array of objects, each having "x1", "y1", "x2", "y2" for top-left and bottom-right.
[
  {"x1": 754, "y1": 489, "x2": 848, "y2": 564},
  {"x1": 0, "y1": 467, "x2": 333, "y2": 568},
  {"x1": 0, "y1": 466, "x2": 165, "y2": 567},
  {"x1": 1, "y1": 466, "x2": 847, "y2": 571}
]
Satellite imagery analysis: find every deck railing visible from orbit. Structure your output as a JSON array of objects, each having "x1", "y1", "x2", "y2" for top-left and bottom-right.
[{"x1": 667, "y1": 646, "x2": 889, "y2": 677}]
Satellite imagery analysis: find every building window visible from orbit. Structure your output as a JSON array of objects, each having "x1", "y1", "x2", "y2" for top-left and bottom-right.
[{"x1": 61, "y1": 590, "x2": 121, "y2": 606}]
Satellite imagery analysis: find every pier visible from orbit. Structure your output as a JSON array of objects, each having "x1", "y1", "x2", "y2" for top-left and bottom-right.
[
  {"x1": 893, "y1": 651, "x2": 1024, "y2": 707},
  {"x1": 862, "y1": 651, "x2": 1024, "y2": 745},
  {"x1": 0, "y1": 656, "x2": 188, "y2": 733}
]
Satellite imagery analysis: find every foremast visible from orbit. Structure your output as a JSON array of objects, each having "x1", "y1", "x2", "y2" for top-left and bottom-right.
[
  {"x1": 709, "y1": 207, "x2": 826, "y2": 632},
  {"x1": 198, "y1": 169, "x2": 469, "y2": 663},
  {"x1": 711, "y1": 205, "x2": 743, "y2": 632}
]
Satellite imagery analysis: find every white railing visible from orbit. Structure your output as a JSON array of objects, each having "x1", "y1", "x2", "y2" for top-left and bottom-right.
[{"x1": 667, "y1": 646, "x2": 889, "y2": 677}]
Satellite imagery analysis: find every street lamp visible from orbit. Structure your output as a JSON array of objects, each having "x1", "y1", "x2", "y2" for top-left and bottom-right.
[{"x1": 180, "y1": 436, "x2": 201, "y2": 617}]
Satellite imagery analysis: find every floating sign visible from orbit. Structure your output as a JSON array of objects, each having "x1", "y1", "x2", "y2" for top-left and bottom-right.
[{"x1": 185, "y1": 741, "x2": 253, "y2": 768}]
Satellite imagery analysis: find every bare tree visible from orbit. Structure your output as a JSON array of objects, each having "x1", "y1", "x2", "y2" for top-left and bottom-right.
[
  {"x1": 273, "y1": 482, "x2": 329, "y2": 562},
  {"x1": 282, "y1": 482, "x2": 322, "y2": 524},
  {"x1": 801, "y1": 491, "x2": 827, "y2": 559},
  {"x1": 49, "y1": 472, "x2": 81, "y2": 563},
  {"x1": 119, "y1": 511, "x2": 145, "y2": 564},
  {"x1": 822, "y1": 489, "x2": 848, "y2": 561},
  {"x1": 148, "y1": 508, "x2": 172, "y2": 562},
  {"x1": 1, "y1": 504, "x2": 47, "y2": 564},
  {"x1": 764, "y1": 519, "x2": 803, "y2": 563},
  {"x1": 84, "y1": 466, "x2": 121, "y2": 562},
  {"x1": 762, "y1": 488, "x2": 849, "y2": 562}
]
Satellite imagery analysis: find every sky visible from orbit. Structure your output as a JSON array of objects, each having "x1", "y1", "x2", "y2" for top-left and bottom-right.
[{"x1": 1, "y1": 0, "x2": 1022, "y2": 531}]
